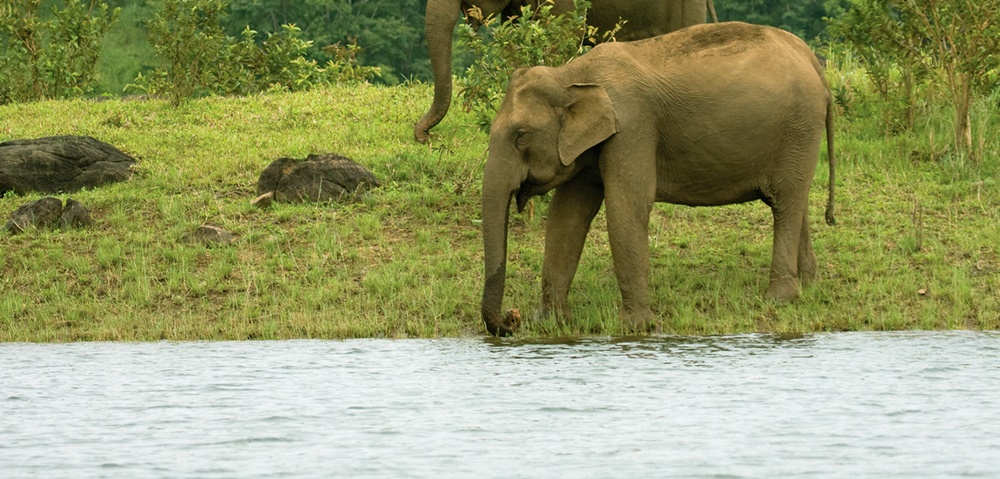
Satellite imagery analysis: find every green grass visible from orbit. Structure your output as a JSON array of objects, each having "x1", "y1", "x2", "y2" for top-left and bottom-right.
[{"x1": 1, "y1": 79, "x2": 998, "y2": 341}]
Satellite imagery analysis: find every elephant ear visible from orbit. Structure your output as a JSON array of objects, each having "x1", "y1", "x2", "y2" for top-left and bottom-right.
[{"x1": 558, "y1": 83, "x2": 620, "y2": 166}]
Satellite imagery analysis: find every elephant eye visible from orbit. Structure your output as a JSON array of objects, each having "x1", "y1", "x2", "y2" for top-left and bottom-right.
[{"x1": 513, "y1": 129, "x2": 533, "y2": 151}]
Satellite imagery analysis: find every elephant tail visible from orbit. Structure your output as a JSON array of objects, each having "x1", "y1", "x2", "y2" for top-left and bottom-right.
[{"x1": 824, "y1": 95, "x2": 836, "y2": 226}]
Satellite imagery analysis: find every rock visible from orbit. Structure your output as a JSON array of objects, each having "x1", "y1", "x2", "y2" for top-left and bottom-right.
[
  {"x1": 256, "y1": 153, "x2": 379, "y2": 204},
  {"x1": 5, "y1": 197, "x2": 92, "y2": 234},
  {"x1": 59, "y1": 199, "x2": 93, "y2": 229},
  {"x1": 186, "y1": 225, "x2": 234, "y2": 246},
  {"x1": 256, "y1": 157, "x2": 298, "y2": 197},
  {"x1": 6, "y1": 197, "x2": 63, "y2": 234},
  {"x1": 0, "y1": 135, "x2": 136, "y2": 195}
]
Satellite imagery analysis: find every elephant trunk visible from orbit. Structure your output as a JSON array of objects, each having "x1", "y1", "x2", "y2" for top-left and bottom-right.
[
  {"x1": 481, "y1": 156, "x2": 525, "y2": 336},
  {"x1": 415, "y1": 0, "x2": 462, "y2": 142}
]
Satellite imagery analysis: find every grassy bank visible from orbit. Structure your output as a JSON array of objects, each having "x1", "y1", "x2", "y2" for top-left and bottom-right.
[{"x1": 1, "y1": 82, "x2": 998, "y2": 341}]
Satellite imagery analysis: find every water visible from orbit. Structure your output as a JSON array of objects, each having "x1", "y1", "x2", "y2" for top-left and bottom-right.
[{"x1": 2, "y1": 332, "x2": 999, "y2": 478}]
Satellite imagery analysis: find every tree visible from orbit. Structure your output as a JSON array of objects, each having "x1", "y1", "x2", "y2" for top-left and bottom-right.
[
  {"x1": 893, "y1": 0, "x2": 1000, "y2": 154},
  {"x1": 828, "y1": 0, "x2": 925, "y2": 131},
  {"x1": 0, "y1": 0, "x2": 119, "y2": 104},
  {"x1": 831, "y1": 0, "x2": 1000, "y2": 154}
]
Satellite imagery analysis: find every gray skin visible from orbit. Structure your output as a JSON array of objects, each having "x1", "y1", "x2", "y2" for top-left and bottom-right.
[
  {"x1": 481, "y1": 22, "x2": 837, "y2": 336},
  {"x1": 414, "y1": 0, "x2": 711, "y2": 142}
]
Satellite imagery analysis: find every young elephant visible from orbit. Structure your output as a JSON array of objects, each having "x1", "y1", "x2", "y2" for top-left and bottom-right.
[{"x1": 481, "y1": 22, "x2": 836, "y2": 336}]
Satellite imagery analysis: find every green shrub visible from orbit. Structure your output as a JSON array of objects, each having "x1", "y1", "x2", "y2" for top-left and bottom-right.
[
  {"x1": 456, "y1": 0, "x2": 618, "y2": 131},
  {"x1": 0, "y1": 0, "x2": 119, "y2": 104},
  {"x1": 829, "y1": 0, "x2": 1000, "y2": 156},
  {"x1": 827, "y1": 1, "x2": 926, "y2": 133},
  {"x1": 127, "y1": 0, "x2": 380, "y2": 104}
]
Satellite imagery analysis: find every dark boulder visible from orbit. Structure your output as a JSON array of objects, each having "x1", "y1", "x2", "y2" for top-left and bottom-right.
[
  {"x1": 6, "y1": 197, "x2": 92, "y2": 234},
  {"x1": 256, "y1": 153, "x2": 379, "y2": 205},
  {"x1": 59, "y1": 199, "x2": 93, "y2": 229},
  {"x1": 0, "y1": 135, "x2": 136, "y2": 195}
]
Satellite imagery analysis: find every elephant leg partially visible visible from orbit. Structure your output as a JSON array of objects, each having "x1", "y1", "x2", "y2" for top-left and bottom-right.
[
  {"x1": 600, "y1": 152, "x2": 658, "y2": 332},
  {"x1": 765, "y1": 193, "x2": 809, "y2": 301},
  {"x1": 797, "y1": 208, "x2": 818, "y2": 284},
  {"x1": 666, "y1": 0, "x2": 708, "y2": 32},
  {"x1": 541, "y1": 174, "x2": 604, "y2": 322}
]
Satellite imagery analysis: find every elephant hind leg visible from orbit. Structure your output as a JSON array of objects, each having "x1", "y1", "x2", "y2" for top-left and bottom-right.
[
  {"x1": 797, "y1": 208, "x2": 818, "y2": 284},
  {"x1": 765, "y1": 197, "x2": 809, "y2": 302}
]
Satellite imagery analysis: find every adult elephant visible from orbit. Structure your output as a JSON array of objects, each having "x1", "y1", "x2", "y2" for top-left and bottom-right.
[
  {"x1": 414, "y1": 0, "x2": 713, "y2": 142},
  {"x1": 480, "y1": 22, "x2": 837, "y2": 336}
]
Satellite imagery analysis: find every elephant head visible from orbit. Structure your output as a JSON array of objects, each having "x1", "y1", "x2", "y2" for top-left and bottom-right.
[{"x1": 481, "y1": 68, "x2": 619, "y2": 336}]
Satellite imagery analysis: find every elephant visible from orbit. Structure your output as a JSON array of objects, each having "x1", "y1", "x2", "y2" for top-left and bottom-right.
[
  {"x1": 480, "y1": 22, "x2": 837, "y2": 336},
  {"x1": 414, "y1": 0, "x2": 714, "y2": 142}
]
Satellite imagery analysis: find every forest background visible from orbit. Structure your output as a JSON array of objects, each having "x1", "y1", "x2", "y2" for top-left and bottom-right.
[{"x1": 38, "y1": 0, "x2": 853, "y2": 97}]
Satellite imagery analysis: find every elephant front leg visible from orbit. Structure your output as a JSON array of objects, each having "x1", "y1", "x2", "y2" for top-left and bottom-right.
[
  {"x1": 603, "y1": 183, "x2": 657, "y2": 333},
  {"x1": 541, "y1": 177, "x2": 604, "y2": 323}
]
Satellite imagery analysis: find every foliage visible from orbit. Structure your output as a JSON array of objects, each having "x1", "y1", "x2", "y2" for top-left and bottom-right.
[
  {"x1": 127, "y1": 0, "x2": 380, "y2": 104},
  {"x1": 892, "y1": 0, "x2": 1000, "y2": 156},
  {"x1": 126, "y1": 0, "x2": 229, "y2": 102},
  {"x1": 829, "y1": 0, "x2": 1000, "y2": 156},
  {"x1": 714, "y1": 0, "x2": 850, "y2": 41},
  {"x1": 0, "y1": 0, "x2": 119, "y2": 104},
  {"x1": 456, "y1": 0, "x2": 618, "y2": 132},
  {"x1": 224, "y1": 0, "x2": 428, "y2": 84},
  {"x1": 827, "y1": 1, "x2": 926, "y2": 132}
]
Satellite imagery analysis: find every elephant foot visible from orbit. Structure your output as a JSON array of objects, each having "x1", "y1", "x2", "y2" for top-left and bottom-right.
[
  {"x1": 765, "y1": 277, "x2": 800, "y2": 302},
  {"x1": 485, "y1": 308, "x2": 522, "y2": 336},
  {"x1": 620, "y1": 308, "x2": 657, "y2": 334}
]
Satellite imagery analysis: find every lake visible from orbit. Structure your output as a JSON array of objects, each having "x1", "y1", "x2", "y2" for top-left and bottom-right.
[{"x1": 2, "y1": 332, "x2": 999, "y2": 478}]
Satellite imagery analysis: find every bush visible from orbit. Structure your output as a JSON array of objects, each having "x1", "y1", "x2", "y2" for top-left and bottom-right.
[
  {"x1": 456, "y1": 0, "x2": 618, "y2": 131},
  {"x1": 829, "y1": 0, "x2": 1000, "y2": 156},
  {"x1": 0, "y1": 0, "x2": 119, "y2": 105},
  {"x1": 827, "y1": 1, "x2": 926, "y2": 133},
  {"x1": 127, "y1": 0, "x2": 380, "y2": 104}
]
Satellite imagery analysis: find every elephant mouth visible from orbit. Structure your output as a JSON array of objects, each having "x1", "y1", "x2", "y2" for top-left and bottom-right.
[{"x1": 515, "y1": 187, "x2": 534, "y2": 213}]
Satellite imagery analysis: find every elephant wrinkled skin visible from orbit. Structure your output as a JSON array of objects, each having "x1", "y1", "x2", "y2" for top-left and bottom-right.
[
  {"x1": 480, "y1": 22, "x2": 837, "y2": 336},
  {"x1": 415, "y1": 0, "x2": 710, "y2": 142}
]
